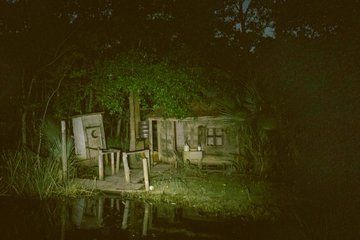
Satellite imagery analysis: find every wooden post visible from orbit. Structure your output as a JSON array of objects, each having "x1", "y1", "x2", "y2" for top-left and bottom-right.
[
  {"x1": 115, "y1": 151, "x2": 120, "y2": 174},
  {"x1": 157, "y1": 120, "x2": 162, "y2": 162},
  {"x1": 142, "y1": 158, "x2": 150, "y2": 191},
  {"x1": 116, "y1": 199, "x2": 120, "y2": 211},
  {"x1": 129, "y1": 92, "x2": 136, "y2": 151},
  {"x1": 98, "y1": 150, "x2": 104, "y2": 180},
  {"x1": 97, "y1": 197, "x2": 104, "y2": 225},
  {"x1": 148, "y1": 119, "x2": 153, "y2": 165},
  {"x1": 110, "y1": 198, "x2": 114, "y2": 209},
  {"x1": 142, "y1": 203, "x2": 150, "y2": 236},
  {"x1": 71, "y1": 198, "x2": 85, "y2": 228},
  {"x1": 122, "y1": 153, "x2": 130, "y2": 183},
  {"x1": 121, "y1": 200, "x2": 130, "y2": 230},
  {"x1": 134, "y1": 92, "x2": 141, "y2": 139},
  {"x1": 144, "y1": 149, "x2": 150, "y2": 171},
  {"x1": 104, "y1": 153, "x2": 108, "y2": 166},
  {"x1": 111, "y1": 152, "x2": 115, "y2": 175},
  {"x1": 61, "y1": 120, "x2": 67, "y2": 180},
  {"x1": 149, "y1": 203, "x2": 153, "y2": 229}
]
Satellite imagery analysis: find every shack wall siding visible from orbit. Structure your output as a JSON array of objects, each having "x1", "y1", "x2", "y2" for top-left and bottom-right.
[
  {"x1": 72, "y1": 113, "x2": 106, "y2": 164},
  {"x1": 152, "y1": 116, "x2": 238, "y2": 163},
  {"x1": 159, "y1": 120, "x2": 176, "y2": 162},
  {"x1": 72, "y1": 117, "x2": 86, "y2": 158}
]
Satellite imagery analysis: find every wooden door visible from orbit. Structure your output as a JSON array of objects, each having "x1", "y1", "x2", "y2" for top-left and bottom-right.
[{"x1": 86, "y1": 126, "x2": 104, "y2": 159}]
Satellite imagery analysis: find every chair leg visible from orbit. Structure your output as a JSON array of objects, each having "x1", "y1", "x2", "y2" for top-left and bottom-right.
[
  {"x1": 98, "y1": 151, "x2": 104, "y2": 180},
  {"x1": 111, "y1": 152, "x2": 115, "y2": 175},
  {"x1": 116, "y1": 151, "x2": 120, "y2": 174}
]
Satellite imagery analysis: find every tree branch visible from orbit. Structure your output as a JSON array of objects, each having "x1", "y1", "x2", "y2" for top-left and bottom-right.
[{"x1": 36, "y1": 71, "x2": 67, "y2": 161}]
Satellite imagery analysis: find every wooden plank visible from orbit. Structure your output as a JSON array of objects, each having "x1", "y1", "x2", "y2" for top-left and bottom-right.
[
  {"x1": 110, "y1": 152, "x2": 115, "y2": 175},
  {"x1": 129, "y1": 92, "x2": 136, "y2": 151},
  {"x1": 122, "y1": 153, "x2": 130, "y2": 183},
  {"x1": 115, "y1": 151, "x2": 120, "y2": 173},
  {"x1": 98, "y1": 149, "x2": 104, "y2": 180},
  {"x1": 144, "y1": 149, "x2": 150, "y2": 171},
  {"x1": 157, "y1": 120, "x2": 162, "y2": 161},
  {"x1": 110, "y1": 198, "x2": 114, "y2": 209},
  {"x1": 148, "y1": 120, "x2": 153, "y2": 165},
  {"x1": 72, "y1": 117, "x2": 86, "y2": 159},
  {"x1": 116, "y1": 199, "x2": 120, "y2": 211},
  {"x1": 142, "y1": 203, "x2": 150, "y2": 236},
  {"x1": 134, "y1": 92, "x2": 141, "y2": 139},
  {"x1": 125, "y1": 149, "x2": 149, "y2": 155},
  {"x1": 73, "y1": 178, "x2": 144, "y2": 192},
  {"x1": 99, "y1": 113, "x2": 107, "y2": 149},
  {"x1": 175, "y1": 121, "x2": 185, "y2": 151},
  {"x1": 142, "y1": 158, "x2": 150, "y2": 191},
  {"x1": 97, "y1": 197, "x2": 104, "y2": 225},
  {"x1": 72, "y1": 164, "x2": 171, "y2": 193},
  {"x1": 121, "y1": 200, "x2": 130, "y2": 229}
]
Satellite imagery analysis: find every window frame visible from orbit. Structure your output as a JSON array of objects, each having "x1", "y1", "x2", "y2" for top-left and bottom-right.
[{"x1": 206, "y1": 127, "x2": 224, "y2": 146}]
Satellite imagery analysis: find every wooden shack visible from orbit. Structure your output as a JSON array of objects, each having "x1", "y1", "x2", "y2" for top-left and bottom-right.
[
  {"x1": 72, "y1": 113, "x2": 106, "y2": 165},
  {"x1": 147, "y1": 116, "x2": 239, "y2": 168}
]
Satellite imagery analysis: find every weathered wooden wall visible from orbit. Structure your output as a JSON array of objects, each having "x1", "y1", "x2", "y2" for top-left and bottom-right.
[
  {"x1": 150, "y1": 116, "x2": 239, "y2": 164},
  {"x1": 72, "y1": 113, "x2": 106, "y2": 165},
  {"x1": 158, "y1": 119, "x2": 176, "y2": 163}
]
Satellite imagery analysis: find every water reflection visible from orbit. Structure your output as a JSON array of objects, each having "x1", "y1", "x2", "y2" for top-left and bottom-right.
[
  {"x1": 71, "y1": 198, "x2": 103, "y2": 229},
  {"x1": 0, "y1": 196, "x2": 358, "y2": 240},
  {"x1": 70, "y1": 197, "x2": 154, "y2": 237},
  {"x1": 69, "y1": 197, "x2": 229, "y2": 239}
]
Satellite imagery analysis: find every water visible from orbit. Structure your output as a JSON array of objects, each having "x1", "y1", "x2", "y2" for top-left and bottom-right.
[{"x1": 0, "y1": 195, "x2": 358, "y2": 240}]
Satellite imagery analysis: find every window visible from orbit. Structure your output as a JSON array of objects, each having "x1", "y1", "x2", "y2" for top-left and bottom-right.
[{"x1": 207, "y1": 128, "x2": 223, "y2": 146}]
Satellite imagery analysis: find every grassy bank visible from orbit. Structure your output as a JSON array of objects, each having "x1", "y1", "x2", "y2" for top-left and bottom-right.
[
  {"x1": 0, "y1": 146, "x2": 282, "y2": 220},
  {"x1": 121, "y1": 165, "x2": 282, "y2": 220},
  {"x1": 0, "y1": 149, "x2": 93, "y2": 199}
]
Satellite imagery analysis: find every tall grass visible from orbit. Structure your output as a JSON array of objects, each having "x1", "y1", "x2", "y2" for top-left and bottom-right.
[
  {"x1": 42, "y1": 120, "x2": 74, "y2": 161},
  {"x1": 0, "y1": 149, "x2": 92, "y2": 199},
  {"x1": 1, "y1": 149, "x2": 59, "y2": 198},
  {"x1": 0, "y1": 120, "x2": 92, "y2": 199}
]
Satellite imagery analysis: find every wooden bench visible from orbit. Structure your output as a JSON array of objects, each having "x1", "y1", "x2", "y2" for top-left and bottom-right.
[{"x1": 183, "y1": 151, "x2": 232, "y2": 170}]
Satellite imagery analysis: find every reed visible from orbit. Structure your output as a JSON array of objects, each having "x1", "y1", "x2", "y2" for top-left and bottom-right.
[
  {"x1": 0, "y1": 149, "x2": 84, "y2": 199},
  {"x1": 0, "y1": 120, "x2": 92, "y2": 199}
]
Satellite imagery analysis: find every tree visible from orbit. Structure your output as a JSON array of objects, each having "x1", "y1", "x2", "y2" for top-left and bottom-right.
[
  {"x1": 0, "y1": 0, "x2": 78, "y2": 147},
  {"x1": 272, "y1": 0, "x2": 360, "y2": 40},
  {"x1": 91, "y1": 52, "x2": 204, "y2": 118}
]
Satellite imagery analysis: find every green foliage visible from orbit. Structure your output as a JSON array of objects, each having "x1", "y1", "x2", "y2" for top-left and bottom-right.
[
  {"x1": 42, "y1": 120, "x2": 74, "y2": 161},
  {"x1": 218, "y1": 82, "x2": 277, "y2": 178},
  {"x1": 51, "y1": 53, "x2": 94, "y2": 117},
  {"x1": 92, "y1": 52, "x2": 203, "y2": 118},
  {"x1": 0, "y1": 149, "x2": 57, "y2": 199},
  {"x1": 0, "y1": 125, "x2": 92, "y2": 199}
]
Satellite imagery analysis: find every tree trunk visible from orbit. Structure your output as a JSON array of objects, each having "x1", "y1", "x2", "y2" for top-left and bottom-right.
[
  {"x1": 116, "y1": 118, "x2": 122, "y2": 138},
  {"x1": 129, "y1": 92, "x2": 136, "y2": 151},
  {"x1": 124, "y1": 118, "x2": 129, "y2": 151},
  {"x1": 134, "y1": 92, "x2": 140, "y2": 139}
]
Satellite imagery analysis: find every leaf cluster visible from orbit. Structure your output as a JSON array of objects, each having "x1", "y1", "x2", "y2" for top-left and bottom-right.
[{"x1": 91, "y1": 52, "x2": 205, "y2": 118}]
